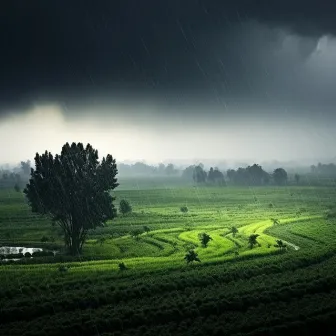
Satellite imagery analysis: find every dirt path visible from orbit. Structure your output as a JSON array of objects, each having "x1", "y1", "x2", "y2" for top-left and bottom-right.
[{"x1": 281, "y1": 240, "x2": 300, "y2": 250}]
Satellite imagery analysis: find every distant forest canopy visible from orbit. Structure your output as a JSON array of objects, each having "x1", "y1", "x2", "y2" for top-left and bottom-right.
[{"x1": 1, "y1": 159, "x2": 336, "y2": 189}]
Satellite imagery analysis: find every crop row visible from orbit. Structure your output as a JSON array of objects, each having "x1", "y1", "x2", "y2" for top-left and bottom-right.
[
  {"x1": 101, "y1": 294, "x2": 336, "y2": 336},
  {"x1": 2, "y1": 281, "x2": 336, "y2": 336},
  {"x1": 2, "y1": 250, "x2": 336, "y2": 323},
  {"x1": 1, "y1": 243, "x2": 335, "y2": 299}
]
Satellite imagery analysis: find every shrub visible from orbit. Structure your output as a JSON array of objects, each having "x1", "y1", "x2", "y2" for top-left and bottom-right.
[
  {"x1": 119, "y1": 200, "x2": 132, "y2": 215},
  {"x1": 271, "y1": 218, "x2": 280, "y2": 225},
  {"x1": 184, "y1": 250, "x2": 201, "y2": 264},
  {"x1": 248, "y1": 234, "x2": 260, "y2": 249},
  {"x1": 274, "y1": 240, "x2": 287, "y2": 251},
  {"x1": 231, "y1": 226, "x2": 238, "y2": 237},
  {"x1": 118, "y1": 262, "x2": 127, "y2": 271},
  {"x1": 198, "y1": 233, "x2": 212, "y2": 248},
  {"x1": 180, "y1": 206, "x2": 188, "y2": 213}
]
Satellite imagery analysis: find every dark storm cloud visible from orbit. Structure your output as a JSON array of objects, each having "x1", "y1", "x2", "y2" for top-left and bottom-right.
[{"x1": 1, "y1": 0, "x2": 336, "y2": 116}]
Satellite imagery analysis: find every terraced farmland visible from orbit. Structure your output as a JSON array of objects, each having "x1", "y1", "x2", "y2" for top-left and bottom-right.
[{"x1": 1, "y1": 181, "x2": 336, "y2": 335}]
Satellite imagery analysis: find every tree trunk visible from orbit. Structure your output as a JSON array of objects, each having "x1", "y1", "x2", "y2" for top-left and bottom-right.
[
  {"x1": 60, "y1": 218, "x2": 87, "y2": 256},
  {"x1": 69, "y1": 237, "x2": 80, "y2": 255},
  {"x1": 68, "y1": 231, "x2": 83, "y2": 256},
  {"x1": 68, "y1": 229, "x2": 88, "y2": 255}
]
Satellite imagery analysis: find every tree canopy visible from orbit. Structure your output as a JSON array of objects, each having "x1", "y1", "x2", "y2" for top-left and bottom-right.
[
  {"x1": 119, "y1": 199, "x2": 132, "y2": 215},
  {"x1": 23, "y1": 142, "x2": 119, "y2": 255},
  {"x1": 193, "y1": 165, "x2": 207, "y2": 183},
  {"x1": 226, "y1": 164, "x2": 269, "y2": 186},
  {"x1": 273, "y1": 168, "x2": 288, "y2": 185},
  {"x1": 208, "y1": 167, "x2": 225, "y2": 185}
]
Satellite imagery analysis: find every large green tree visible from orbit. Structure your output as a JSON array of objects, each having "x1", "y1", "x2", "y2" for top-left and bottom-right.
[
  {"x1": 193, "y1": 165, "x2": 207, "y2": 183},
  {"x1": 23, "y1": 142, "x2": 119, "y2": 255},
  {"x1": 273, "y1": 168, "x2": 288, "y2": 185}
]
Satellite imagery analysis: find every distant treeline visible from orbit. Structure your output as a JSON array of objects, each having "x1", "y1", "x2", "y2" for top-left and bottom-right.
[
  {"x1": 118, "y1": 162, "x2": 180, "y2": 176},
  {"x1": 0, "y1": 160, "x2": 31, "y2": 190},
  {"x1": 1, "y1": 160, "x2": 336, "y2": 190},
  {"x1": 182, "y1": 163, "x2": 280, "y2": 186},
  {"x1": 182, "y1": 163, "x2": 336, "y2": 187},
  {"x1": 310, "y1": 163, "x2": 336, "y2": 176}
]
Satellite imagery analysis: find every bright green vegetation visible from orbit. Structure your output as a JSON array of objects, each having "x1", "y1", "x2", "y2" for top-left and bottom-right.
[{"x1": 1, "y1": 180, "x2": 336, "y2": 335}]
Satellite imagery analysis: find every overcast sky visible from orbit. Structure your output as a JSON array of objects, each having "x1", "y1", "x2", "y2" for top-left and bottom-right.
[{"x1": 1, "y1": 1, "x2": 336, "y2": 165}]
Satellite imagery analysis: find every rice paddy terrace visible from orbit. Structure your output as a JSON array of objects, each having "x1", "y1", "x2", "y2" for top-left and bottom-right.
[{"x1": 1, "y1": 178, "x2": 336, "y2": 335}]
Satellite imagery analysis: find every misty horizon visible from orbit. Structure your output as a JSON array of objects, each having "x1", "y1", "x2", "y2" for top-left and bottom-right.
[{"x1": 0, "y1": 103, "x2": 335, "y2": 166}]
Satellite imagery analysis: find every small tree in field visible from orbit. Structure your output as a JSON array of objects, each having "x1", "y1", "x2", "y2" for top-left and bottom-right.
[
  {"x1": 14, "y1": 183, "x2": 21, "y2": 192},
  {"x1": 248, "y1": 234, "x2": 260, "y2": 249},
  {"x1": 231, "y1": 226, "x2": 238, "y2": 237},
  {"x1": 23, "y1": 142, "x2": 119, "y2": 255},
  {"x1": 119, "y1": 200, "x2": 132, "y2": 215},
  {"x1": 198, "y1": 233, "x2": 212, "y2": 248},
  {"x1": 271, "y1": 218, "x2": 280, "y2": 225},
  {"x1": 274, "y1": 239, "x2": 287, "y2": 251},
  {"x1": 180, "y1": 206, "x2": 188, "y2": 213},
  {"x1": 184, "y1": 250, "x2": 201, "y2": 264}
]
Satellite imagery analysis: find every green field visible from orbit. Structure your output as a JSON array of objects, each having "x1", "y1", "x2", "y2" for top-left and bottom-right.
[{"x1": 1, "y1": 179, "x2": 336, "y2": 335}]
